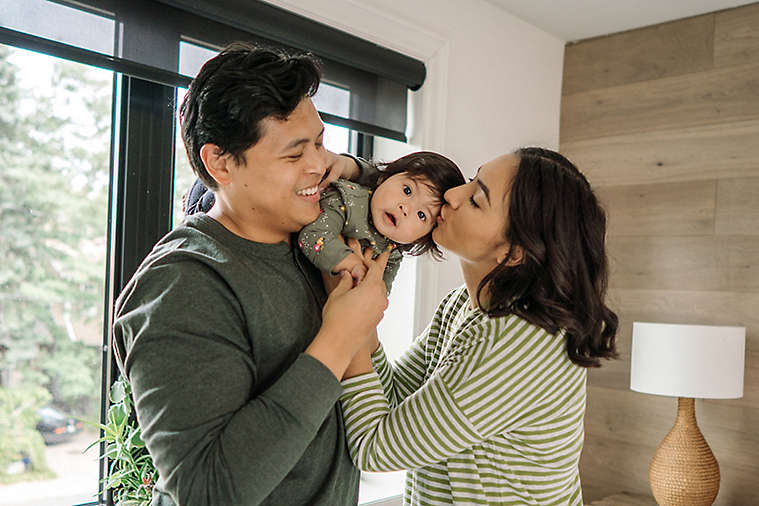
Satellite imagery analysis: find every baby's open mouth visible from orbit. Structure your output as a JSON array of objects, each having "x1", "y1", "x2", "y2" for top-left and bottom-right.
[{"x1": 385, "y1": 212, "x2": 397, "y2": 226}]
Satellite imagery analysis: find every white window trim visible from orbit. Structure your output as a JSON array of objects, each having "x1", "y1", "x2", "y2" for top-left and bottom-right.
[{"x1": 266, "y1": 0, "x2": 451, "y2": 335}]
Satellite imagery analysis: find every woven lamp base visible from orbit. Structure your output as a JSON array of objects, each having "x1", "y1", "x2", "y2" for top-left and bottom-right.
[{"x1": 649, "y1": 397, "x2": 720, "y2": 506}]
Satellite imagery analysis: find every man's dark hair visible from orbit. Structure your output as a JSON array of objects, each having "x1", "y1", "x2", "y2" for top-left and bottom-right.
[
  {"x1": 367, "y1": 152, "x2": 465, "y2": 261},
  {"x1": 477, "y1": 147, "x2": 619, "y2": 368},
  {"x1": 179, "y1": 42, "x2": 321, "y2": 190}
]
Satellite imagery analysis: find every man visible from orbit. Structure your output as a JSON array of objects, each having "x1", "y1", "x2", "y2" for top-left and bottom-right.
[{"x1": 113, "y1": 42, "x2": 389, "y2": 505}]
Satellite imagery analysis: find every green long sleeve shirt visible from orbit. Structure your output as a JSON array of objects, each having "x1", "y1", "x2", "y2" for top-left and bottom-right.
[{"x1": 113, "y1": 214, "x2": 359, "y2": 506}]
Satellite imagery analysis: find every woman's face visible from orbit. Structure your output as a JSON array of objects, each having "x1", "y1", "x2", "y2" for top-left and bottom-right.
[{"x1": 432, "y1": 153, "x2": 518, "y2": 264}]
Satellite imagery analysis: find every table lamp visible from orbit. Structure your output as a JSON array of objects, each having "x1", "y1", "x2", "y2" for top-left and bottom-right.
[{"x1": 630, "y1": 322, "x2": 745, "y2": 506}]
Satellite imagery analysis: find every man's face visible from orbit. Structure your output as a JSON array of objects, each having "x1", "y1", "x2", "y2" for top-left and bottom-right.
[{"x1": 222, "y1": 97, "x2": 326, "y2": 243}]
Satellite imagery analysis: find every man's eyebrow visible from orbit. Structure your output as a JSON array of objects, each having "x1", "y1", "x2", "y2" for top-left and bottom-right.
[{"x1": 282, "y1": 127, "x2": 324, "y2": 152}]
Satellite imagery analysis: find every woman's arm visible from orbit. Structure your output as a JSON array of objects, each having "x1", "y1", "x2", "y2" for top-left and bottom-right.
[
  {"x1": 343, "y1": 288, "x2": 461, "y2": 406},
  {"x1": 340, "y1": 316, "x2": 587, "y2": 472}
]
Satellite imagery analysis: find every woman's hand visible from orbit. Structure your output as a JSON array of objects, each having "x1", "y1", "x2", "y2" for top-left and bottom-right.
[{"x1": 320, "y1": 151, "x2": 360, "y2": 191}]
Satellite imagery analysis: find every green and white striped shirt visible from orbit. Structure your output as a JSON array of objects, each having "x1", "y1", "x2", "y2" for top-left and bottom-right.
[{"x1": 340, "y1": 286, "x2": 586, "y2": 505}]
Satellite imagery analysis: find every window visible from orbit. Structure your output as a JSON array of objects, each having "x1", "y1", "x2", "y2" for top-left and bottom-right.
[
  {"x1": 0, "y1": 43, "x2": 114, "y2": 506},
  {"x1": 1, "y1": 2, "x2": 425, "y2": 504}
]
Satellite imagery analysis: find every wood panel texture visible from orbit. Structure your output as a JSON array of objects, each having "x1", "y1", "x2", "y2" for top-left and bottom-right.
[
  {"x1": 714, "y1": 2, "x2": 759, "y2": 68},
  {"x1": 715, "y1": 177, "x2": 759, "y2": 235},
  {"x1": 560, "y1": 62, "x2": 759, "y2": 143},
  {"x1": 563, "y1": 14, "x2": 714, "y2": 95},
  {"x1": 607, "y1": 236, "x2": 759, "y2": 291},
  {"x1": 560, "y1": 3, "x2": 759, "y2": 503},
  {"x1": 562, "y1": 120, "x2": 759, "y2": 187},
  {"x1": 596, "y1": 180, "x2": 716, "y2": 237}
]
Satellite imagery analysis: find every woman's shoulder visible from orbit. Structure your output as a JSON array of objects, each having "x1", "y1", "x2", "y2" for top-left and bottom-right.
[
  {"x1": 472, "y1": 312, "x2": 563, "y2": 348},
  {"x1": 433, "y1": 285, "x2": 471, "y2": 319}
]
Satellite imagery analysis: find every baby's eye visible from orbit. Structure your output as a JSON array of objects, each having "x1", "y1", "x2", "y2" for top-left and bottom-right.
[
  {"x1": 417, "y1": 210, "x2": 426, "y2": 221},
  {"x1": 403, "y1": 185, "x2": 412, "y2": 196}
]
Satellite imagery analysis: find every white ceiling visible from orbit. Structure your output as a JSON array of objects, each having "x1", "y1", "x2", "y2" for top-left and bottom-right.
[{"x1": 486, "y1": 0, "x2": 757, "y2": 42}]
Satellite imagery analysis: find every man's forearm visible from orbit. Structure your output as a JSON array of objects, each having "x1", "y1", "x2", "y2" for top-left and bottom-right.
[{"x1": 127, "y1": 339, "x2": 341, "y2": 505}]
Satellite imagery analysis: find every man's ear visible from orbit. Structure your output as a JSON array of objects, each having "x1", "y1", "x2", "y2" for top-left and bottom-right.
[
  {"x1": 200, "y1": 144, "x2": 232, "y2": 186},
  {"x1": 496, "y1": 244, "x2": 524, "y2": 267}
]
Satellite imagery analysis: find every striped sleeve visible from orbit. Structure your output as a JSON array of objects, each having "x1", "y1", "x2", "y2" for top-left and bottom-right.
[
  {"x1": 340, "y1": 314, "x2": 586, "y2": 473},
  {"x1": 444, "y1": 316, "x2": 587, "y2": 439},
  {"x1": 371, "y1": 331, "x2": 428, "y2": 408},
  {"x1": 370, "y1": 288, "x2": 460, "y2": 407},
  {"x1": 340, "y1": 370, "x2": 481, "y2": 471}
]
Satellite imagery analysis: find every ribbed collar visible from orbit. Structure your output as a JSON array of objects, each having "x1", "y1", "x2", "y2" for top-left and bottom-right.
[{"x1": 188, "y1": 213, "x2": 294, "y2": 259}]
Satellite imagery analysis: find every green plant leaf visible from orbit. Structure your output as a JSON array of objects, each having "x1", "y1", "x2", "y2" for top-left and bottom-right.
[
  {"x1": 110, "y1": 380, "x2": 127, "y2": 404},
  {"x1": 127, "y1": 427, "x2": 145, "y2": 449},
  {"x1": 108, "y1": 403, "x2": 127, "y2": 428}
]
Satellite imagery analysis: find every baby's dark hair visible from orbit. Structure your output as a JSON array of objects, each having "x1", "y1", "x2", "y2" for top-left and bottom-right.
[{"x1": 368, "y1": 152, "x2": 465, "y2": 260}]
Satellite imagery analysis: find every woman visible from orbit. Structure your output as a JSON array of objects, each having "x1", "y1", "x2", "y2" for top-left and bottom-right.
[{"x1": 340, "y1": 147, "x2": 618, "y2": 505}]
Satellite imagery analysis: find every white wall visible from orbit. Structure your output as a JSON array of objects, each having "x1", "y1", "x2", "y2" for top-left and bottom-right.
[{"x1": 267, "y1": 0, "x2": 565, "y2": 330}]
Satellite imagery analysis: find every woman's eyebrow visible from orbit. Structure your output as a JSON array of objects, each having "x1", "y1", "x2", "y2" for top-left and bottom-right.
[{"x1": 476, "y1": 178, "x2": 491, "y2": 205}]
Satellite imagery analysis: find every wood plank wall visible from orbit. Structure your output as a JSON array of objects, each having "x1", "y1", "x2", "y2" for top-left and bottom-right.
[{"x1": 559, "y1": 4, "x2": 759, "y2": 504}]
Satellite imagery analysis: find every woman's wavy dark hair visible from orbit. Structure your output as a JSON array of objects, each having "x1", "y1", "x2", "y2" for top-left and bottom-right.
[
  {"x1": 365, "y1": 152, "x2": 465, "y2": 260},
  {"x1": 180, "y1": 42, "x2": 321, "y2": 190},
  {"x1": 477, "y1": 147, "x2": 618, "y2": 367}
]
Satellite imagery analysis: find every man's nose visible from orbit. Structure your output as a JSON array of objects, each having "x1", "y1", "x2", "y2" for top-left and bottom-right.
[{"x1": 305, "y1": 146, "x2": 327, "y2": 176}]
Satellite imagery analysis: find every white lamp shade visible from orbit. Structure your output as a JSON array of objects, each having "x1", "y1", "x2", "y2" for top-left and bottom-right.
[{"x1": 630, "y1": 322, "x2": 745, "y2": 399}]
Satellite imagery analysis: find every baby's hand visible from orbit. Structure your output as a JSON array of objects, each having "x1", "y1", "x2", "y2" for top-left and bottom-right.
[
  {"x1": 333, "y1": 253, "x2": 368, "y2": 286},
  {"x1": 320, "y1": 151, "x2": 359, "y2": 191}
]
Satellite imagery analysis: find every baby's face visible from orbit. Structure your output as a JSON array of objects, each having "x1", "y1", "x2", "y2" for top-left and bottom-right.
[{"x1": 370, "y1": 173, "x2": 441, "y2": 244}]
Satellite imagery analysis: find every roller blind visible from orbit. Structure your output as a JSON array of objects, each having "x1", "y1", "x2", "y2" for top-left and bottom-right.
[{"x1": 0, "y1": 0, "x2": 425, "y2": 141}]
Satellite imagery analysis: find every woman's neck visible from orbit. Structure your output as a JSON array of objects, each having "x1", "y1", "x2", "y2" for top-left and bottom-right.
[{"x1": 459, "y1": 259, "x2": 495, "y2": 310}]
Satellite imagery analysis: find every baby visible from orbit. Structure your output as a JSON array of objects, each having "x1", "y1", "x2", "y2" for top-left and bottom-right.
[{"x1": 298, "y1": 152, "x2": 465, "y2": 292}]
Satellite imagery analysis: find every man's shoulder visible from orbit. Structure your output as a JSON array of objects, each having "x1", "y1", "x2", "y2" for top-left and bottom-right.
[
  {"x1": 143, "y1": 215, "x2": 255, "y2": 272},
  {"x1": 115, "y1": 218, "x2": 241, "y2": 310}
]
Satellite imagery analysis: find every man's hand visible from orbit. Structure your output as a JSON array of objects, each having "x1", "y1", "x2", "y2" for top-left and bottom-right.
[
  {"x1": 306, "y1": 248, "x2": 391, "y2": 380},
  {"x1": 320, "y1": 151, "x2": 360, "y2": 191},
  {"x1": 343, "y1": 329, "x2": 380, "y2": 379}
]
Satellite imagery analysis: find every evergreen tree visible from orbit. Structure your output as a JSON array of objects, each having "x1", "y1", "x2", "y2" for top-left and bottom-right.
[{"x1": 0, "y1": 44, "x2": 112, "y2": 419}]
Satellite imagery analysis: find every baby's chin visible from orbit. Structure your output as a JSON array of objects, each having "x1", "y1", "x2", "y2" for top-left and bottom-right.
[{"x1": 383, "y1": 231, "x2": 417, "y2": 245}]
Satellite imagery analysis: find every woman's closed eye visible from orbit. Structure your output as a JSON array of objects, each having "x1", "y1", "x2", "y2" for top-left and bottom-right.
[{"x1": 467, "y1": 178, "x2": 480, "y2": 208}]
